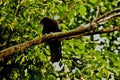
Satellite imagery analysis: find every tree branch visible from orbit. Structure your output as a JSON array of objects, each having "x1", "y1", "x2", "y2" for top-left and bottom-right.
[
  {"x1": 63, "y1": 27, "x2": 120, "y2": 40},
  {"x1": 0, "y1": 8, "x2": 120, "y2": 61},
  {"x1": 94, "y1": 8, "x2": 120, "y2": 22}
]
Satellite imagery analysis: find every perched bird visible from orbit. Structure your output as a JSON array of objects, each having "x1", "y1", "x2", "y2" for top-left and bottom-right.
[{"x1": 40, "y1": 17, "x2": 62, "y2": 63}]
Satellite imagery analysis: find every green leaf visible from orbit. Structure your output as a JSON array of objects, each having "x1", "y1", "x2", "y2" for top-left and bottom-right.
[
  {"x1": 67, "y1": 11, "x2": 74, "y2": 20},
  {"x1": 79, "y1": 5, "x2": 87, "y2": 15},
  {"x1": 89, "y1": 0, "x2": 97, "y2": 4}
]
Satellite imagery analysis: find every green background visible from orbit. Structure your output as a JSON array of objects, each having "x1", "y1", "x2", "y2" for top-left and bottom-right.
[{"x1": 0, "y1": 0, "x2": 120, "y2": 79}]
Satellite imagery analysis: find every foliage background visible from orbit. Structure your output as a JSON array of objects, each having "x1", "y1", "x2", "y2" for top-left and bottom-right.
[{"x1": 0, "y1": 0, "x2": 120, "y2": 79}]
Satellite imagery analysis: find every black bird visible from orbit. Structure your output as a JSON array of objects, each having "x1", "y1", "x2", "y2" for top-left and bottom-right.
[{"x1": 40, "y1": 17, "x2": 62, "y2": 63}]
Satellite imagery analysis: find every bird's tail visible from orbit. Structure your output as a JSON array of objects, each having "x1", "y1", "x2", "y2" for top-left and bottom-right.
[
  {"x1": 48, "y1": 41, "x2": 62, "y2": 63},
  {"x1": 51, "y1": 47, "x2": 62, "y2": 63}
]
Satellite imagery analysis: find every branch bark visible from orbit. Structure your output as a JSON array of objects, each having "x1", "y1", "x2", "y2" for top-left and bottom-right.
[
  {"x1": 64, "y1": 27, "x2": 120, "y2": 40},
  {"x1": 0, "y1": 8, "x2": 120, "y2": 61}
]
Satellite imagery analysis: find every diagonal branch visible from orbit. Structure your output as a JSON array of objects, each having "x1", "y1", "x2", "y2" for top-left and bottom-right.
[
  {"x1": 0, "y1": 8, "x2": 120, "y2": 61},
  {"x1": 97, "y1": 13, "x2": 120, "y2": 23},
  {"x1": 63, "y1": 27, "x2": 120, "y2": 40},
  {"x1": 0, "y1": 22, "x2": 96, "y2": 59},
  {"x1": 94, "y1": 8, "x2": 120, "y2": 22}
]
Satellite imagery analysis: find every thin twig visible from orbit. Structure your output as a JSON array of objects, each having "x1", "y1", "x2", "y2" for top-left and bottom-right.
[{"x1": 94, "y1": 8, "x2": 120, "y2": 22}]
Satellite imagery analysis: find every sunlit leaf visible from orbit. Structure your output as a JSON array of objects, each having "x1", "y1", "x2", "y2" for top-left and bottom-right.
[{"x1": 79, "y1": 5, "x2": 87, "y2": 15}]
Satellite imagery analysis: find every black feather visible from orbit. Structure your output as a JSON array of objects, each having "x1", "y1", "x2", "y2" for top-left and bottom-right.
[{"x1": 40, "y1": 17, "x2": 62, "y2": 63}]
